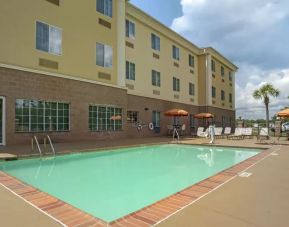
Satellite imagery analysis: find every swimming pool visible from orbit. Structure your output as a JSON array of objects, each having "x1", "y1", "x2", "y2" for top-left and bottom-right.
[{"x1": 0, "y1": 144, "x2": 259, "y2": 222}]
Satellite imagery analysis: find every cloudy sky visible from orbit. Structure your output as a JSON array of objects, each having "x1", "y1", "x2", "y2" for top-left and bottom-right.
[{"x1": 130, "y1": 0, "x2": 289, "y2": 119}]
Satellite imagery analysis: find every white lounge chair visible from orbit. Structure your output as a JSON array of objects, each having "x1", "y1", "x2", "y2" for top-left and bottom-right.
[
  {"x1": 224, "y1": 127, "x2": 232, "y2": 138},
  {"x1": 258, "y1": 128, "x2": 269, "y2": 141},
  {"x1": 228, "y1": 128, "x2": 243, "y2": 140},
  {"x1": 198, "y1": 127, "x2": 209, "y2": 138},
  {"x1": 243, "y1": 128, "x2": 253, "y2": 139},
  {"x1": 214, "y1": 127, "x2": 224, "y2": 138}
]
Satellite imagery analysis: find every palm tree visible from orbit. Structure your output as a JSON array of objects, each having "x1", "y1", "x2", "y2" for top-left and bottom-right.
[{"x1": 253, "y1": 83, "x2": 280, "y2": 131}]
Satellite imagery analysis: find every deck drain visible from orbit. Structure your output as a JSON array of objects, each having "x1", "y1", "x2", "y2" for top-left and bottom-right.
[{"x1": 238, "y1": 172, "x2": 252, "y2": 178}]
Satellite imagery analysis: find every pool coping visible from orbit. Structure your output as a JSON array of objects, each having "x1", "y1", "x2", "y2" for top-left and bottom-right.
[{"x1": 0, "y1": 146, "x2": 274, "y2": 227}]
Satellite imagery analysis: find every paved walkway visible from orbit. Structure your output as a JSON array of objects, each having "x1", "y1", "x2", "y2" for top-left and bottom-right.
[
  {"x1": 0, "y1": 137, "x2": 289, "y2": 227},
  {"x1": 0, "y1": 185, "x2": 61, "y2": 227},
  {"x1": 157, "y1": 143, "x2": 289, "y2": 227}
]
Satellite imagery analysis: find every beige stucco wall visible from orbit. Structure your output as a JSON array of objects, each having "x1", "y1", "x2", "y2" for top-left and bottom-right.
[
  {"x1": 0, "y1": 0, "x2": 120, "y2": 85},
  {"x1": 125, "y1": 4, "x2": 199, "y2": 106},
  {"x1": 210, "y1": 56, "x2": 235, "y2": 110}
]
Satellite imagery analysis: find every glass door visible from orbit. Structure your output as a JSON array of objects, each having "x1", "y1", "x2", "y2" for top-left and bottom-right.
[{"x1": 0, "y1": 97, "x2": 4, "y2": 145}]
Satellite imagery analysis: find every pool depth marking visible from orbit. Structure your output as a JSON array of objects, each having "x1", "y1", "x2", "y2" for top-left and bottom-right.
[{"x1": 0, "y1": 147, "x2": 274, "y2": 227}]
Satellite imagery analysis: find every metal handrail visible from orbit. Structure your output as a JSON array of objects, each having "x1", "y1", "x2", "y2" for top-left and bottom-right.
[
  {"x1": 47, "y1": 135, "x2": 56, "y2": 156},
  {"x1": 32, "y1": 136, "x2": 42, "y2": 157},
  {"x1": 44, "y1": 135, "x2": 56, "y2": 156}
]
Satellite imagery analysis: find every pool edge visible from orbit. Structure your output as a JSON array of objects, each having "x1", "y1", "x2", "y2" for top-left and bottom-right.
[{"x1": 0, "y1": 149, "x2": 273, "y2": 227}]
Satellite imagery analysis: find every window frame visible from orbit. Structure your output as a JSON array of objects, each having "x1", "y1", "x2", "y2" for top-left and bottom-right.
[
  {"x1": 212, "y1": 86, "x2": 216, "y2": 98},
  {"x1": 96, "y1": 42, "x2": 113, "y2": 68},
  {"x1": 189, "y1": 54, "x2": 195, "y2": 68},
  {"x1": 151, "y1": 33, "x2": 160, "y2": 51},
  {"x1": 221, "y1": 66, "x2": 225, "y2": 77},
  {"x1": 89, "y1": 105, "x2": 122, "y2": 131},
  {"x1": 189, "y1": 83, "x2": 195, "y2": 96},
  {"x1": 15, "y1": 99, "x2": 70, "y2": 133},
  {"x1": 36, "y1": 21, "x2": 62, "y2": 56},
  {"x1": 127, "y1": 111, "x2": 139, "y2": 123},
  {"x1": 126, "y1": 61, "x2": 135, "y2": 80},
  {"x1": 152, "y1": 70, "x2": 161, "y2": 87},
  {"x1": 221, "y1": 90, "x2": 225, "y2": 101},
  {"x1": 173, "y1": 77, "x2": 180, "y2": 92},
  {"x1": 211, "y1": 59, "x2": 216, "y2": 72},
  {"x1": 96, "y1": 0, "x2": 113, "y2": 18},
  {"x1": 172, "y1": 45, "x2": 180, "y2": 61},
  {"x1": 126, "y1": 19, "x2": 135, "y2": 39}
]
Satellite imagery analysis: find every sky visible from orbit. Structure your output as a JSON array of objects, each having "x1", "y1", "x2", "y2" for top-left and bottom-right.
[{"x1": 130, "y1": 0, "x2": 289, "y2": 120}]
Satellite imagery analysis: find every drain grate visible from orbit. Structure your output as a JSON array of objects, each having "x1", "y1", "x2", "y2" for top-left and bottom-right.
[{"x1": 238, "y1": 172, "x2": 252, "y2": 178}]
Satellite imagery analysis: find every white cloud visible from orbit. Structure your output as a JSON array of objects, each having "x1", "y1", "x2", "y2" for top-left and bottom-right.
[
  {"x1": 235, "y1": 66, "x2": 289, "y2": 119},
  {"x1": 171, "y1": 0, "x2": 289, "y2": 119}
]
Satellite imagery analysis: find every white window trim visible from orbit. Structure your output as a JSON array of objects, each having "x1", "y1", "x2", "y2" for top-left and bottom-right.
[
  {"x1": 0, "y1": 96, "x2": 5, "y2": 146},
  {"x1": 35, "y1": 20, "x2": 63, "y2": 56},
  {"x1": 126, "y1": 19, "x2": 135, "y2": 39}
]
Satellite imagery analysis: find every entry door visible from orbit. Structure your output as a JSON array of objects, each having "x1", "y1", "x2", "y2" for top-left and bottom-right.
[{"x1": 0, "y1": 97, "x2": 5, "y2": 145}]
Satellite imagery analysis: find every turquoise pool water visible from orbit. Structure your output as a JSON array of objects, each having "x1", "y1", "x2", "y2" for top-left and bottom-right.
[{"x1": 0, "y1": 144, "x2": 259, "y2": 222}]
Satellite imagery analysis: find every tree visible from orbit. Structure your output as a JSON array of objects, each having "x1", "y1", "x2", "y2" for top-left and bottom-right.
[{"x1": 253, "y1": 83, "x2": 280, "y2": 131}]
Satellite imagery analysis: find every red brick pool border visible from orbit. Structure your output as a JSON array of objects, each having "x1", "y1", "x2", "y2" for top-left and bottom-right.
[{"x1": 0, "y1": 149, "x2": 272, "y2": 227}]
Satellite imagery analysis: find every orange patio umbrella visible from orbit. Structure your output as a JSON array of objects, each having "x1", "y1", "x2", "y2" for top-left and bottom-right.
[
  {"x1": 194, "y1": 112, "x2": 214, "y2": 119},
  {"x1": 164, "y1": 109, "x2": 189, "y2": 117},
  {"x1": 277, "y1": 108, "x2": 289, "y2": 118},
  {"x1": 110, "y1": 115, "x2": 122, "y2": 120}
]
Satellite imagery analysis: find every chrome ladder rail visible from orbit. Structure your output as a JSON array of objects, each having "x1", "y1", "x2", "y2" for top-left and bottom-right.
[
  {"x1": 44, "y1": 135, "x2": 56, "y2": 156},
  {"x1": 32, "y1": 136, "x2": 42, "y2": 157}
]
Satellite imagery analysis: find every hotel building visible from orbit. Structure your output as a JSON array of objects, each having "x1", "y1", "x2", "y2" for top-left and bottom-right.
[{"x1": 0, "y1": 0, "x2": 237, "y2": 146}]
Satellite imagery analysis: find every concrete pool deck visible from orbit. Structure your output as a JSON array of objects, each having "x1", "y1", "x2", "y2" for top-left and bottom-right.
[{"x1": 0, "y1": 137, "x2": 289, "y2": 227}]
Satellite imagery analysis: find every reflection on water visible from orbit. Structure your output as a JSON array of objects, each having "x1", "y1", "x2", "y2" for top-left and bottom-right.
[
  {"x1": 197, "y1": 149, "x2": 215, "y2": 167},
  {"x1": 33, "y1": 157, "x2": 56, "y2": 179}
]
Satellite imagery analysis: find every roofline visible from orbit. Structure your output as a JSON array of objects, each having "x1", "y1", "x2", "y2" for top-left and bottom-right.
[
  {"x1": 126, "y1": 2, "x2": 200, "y2": 52},
  {"x1": 201, "y1": 47, "x2": 239, "y2": 71},
  {"x1": 127, "y1": 1, "x2": 238, "y2": 71}
]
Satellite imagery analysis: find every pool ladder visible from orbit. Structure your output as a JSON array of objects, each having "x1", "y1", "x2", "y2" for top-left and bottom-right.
[{"x1": 32, "y1": 135, "x2": 56, "y2": 157}]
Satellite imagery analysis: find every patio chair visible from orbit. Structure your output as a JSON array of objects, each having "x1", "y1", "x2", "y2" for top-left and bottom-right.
[
  {"x1": 243, "y1": 128, "x2": 253, "y2": 139},
  {"x1": 228, "y1": 128, "x2": 243, "y2": 140},
  {"x1": 214, "y1": 127, "x2": 224, "y2": 138},
  {"x1": 180, "y1": 124, "x2": 186, "y2": 137},
  {"x1": 198, "y1": 127, "x2": 209, "y2": 138},
  {"x1": 257, "y1": 128, "x2": 269, "y2": 141},
  {"x1": 224, "y1": 127, "x2": 232, "y2": 138}
]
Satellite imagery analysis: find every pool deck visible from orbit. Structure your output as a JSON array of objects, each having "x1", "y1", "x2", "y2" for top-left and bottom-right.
[{"x1": 0, "y1": 137, "x2": 289, "y2": 227}]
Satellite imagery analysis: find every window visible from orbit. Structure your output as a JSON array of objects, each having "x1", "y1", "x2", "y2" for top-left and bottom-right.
[
  {"x1": 221, "y1": 66, "x2": 225, "y2": 77},
  {"x1": 189, "y1": 83, "x2": 195, "y2": 96},
  {"x1": 229, "y1": 71, "x2": 233, "y2": 81},
  {"x1": 151, "y1": 33, "x2": 160, "y2": 51},
  {"x1": 172, "y1": 45, "x2": 180, "y2": 60},
  {"x1": 96, "y1": 43, "x2": 113, "y2": 68},
  {"x1": 221, "y1": 90, "x2": 225, "y2": 101},
  {"x1": 152, "y1": 111, "x2": 160, "y2": 128},
  {"x1": 211, "y1": 59, "x2": 215, "y2": 72},
  {"x1": 89, "y1": 105, "x2": 122, "y2": 131},
  {"x1": 126, "y1": 61, "x2": 135, "y2": 80},
  {"x1": 126, "y1": 20, "x2": 135, "y2": 38},
  {"x1": 189, "y1": 54, "x2": 194, "y2": 67},
  {"x1": 15, "y1": 99, "x2": 69, "y2": 132},
  {"x1": 229, "y1": 93, "x2": 233, "y2": 103},
  {"x1": 127, "y1": 111, "x2": 138, "y2": 123},
  {"x1": 212, "y1": 86, "x2": 216, "y2": 98},
  {"x1": 96, "y1": 0, "x2": 112, "y2": 17},
  {"x1": 173, "y1": 77, "x2": 180, "y2": 92},
  {"x1": 36, "y1": 21, "x2": 62, "y2": 55},
  {"x1": 152, "y1": 70, "x2": 161, "y2": 87}
]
